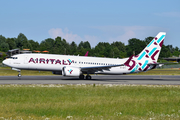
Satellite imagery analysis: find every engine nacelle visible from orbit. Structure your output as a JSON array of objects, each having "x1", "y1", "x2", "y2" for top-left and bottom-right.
[{"x1": 62, "y1": 66, "x2": 81, "y2": 76}]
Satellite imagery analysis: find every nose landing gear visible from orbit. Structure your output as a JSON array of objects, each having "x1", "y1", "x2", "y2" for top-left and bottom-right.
[
  {"x1": 18, "y1": 71, "x2": 21, "y2": 77},
  {"x1": 11, "y1": 68, "x2": 21, "y2": 78}
]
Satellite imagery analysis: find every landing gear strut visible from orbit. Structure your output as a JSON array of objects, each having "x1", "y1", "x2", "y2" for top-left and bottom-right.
[{"x1": 11, "y1": 68, "x2": 21, "y2": 78}]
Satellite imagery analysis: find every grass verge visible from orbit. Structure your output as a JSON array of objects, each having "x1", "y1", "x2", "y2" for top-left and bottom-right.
[
  {"x1": 0, "y1": 84, "x2": 180, "y2": 120},
  {"x1": 0, "y1": 67, "x2": 53, "y2": 76}
]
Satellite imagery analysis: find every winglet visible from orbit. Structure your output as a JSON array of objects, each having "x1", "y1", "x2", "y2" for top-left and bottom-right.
[
  {"x1": 124, "y1": 55, "x2": 134, "y2": 67},
  {"x1": 85, "y1": 51, "x2": 89, "y2": 56}
]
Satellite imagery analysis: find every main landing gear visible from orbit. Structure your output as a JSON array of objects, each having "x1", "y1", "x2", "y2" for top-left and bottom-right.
[
  {"x1": 79, "y1": 75, "x2": 84, "y2": 79},
  {"x1": 86, "y1": 75, "x2": 91, "y2": 80},
  {"x1": 79, "y1": 74, "x2": 92, "y2": 80}
]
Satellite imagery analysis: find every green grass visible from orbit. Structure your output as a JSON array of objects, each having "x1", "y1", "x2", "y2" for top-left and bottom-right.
[
  {"x1": 0, "y1": 84, "x2": 180, "y2": 119},
  {"x1": 0, "y1": 67, "x2": 53, "y2": 76}
]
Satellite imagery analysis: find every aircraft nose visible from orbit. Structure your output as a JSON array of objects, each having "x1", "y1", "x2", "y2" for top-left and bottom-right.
[{"x1": 2, "y1": 59, "x2": 8, "y2": 66}]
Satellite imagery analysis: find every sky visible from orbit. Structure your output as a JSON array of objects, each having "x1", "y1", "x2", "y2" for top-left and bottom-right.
[{"x1": 0, "y1": 0, "x2": 180, "y2": 48}]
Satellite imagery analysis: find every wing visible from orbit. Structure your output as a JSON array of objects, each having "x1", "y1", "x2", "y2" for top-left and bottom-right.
[
  {"x1": 81, "y1": 64, "x2": 124, "y2": 74},
  {"x1": 80, "y1": 55, "x2": 132, "y2": 74}
]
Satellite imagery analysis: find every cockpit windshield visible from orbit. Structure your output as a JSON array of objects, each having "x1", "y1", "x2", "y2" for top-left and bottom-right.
[{"x1": 8, "y1": 57, "x2": 18, "y2": 59}]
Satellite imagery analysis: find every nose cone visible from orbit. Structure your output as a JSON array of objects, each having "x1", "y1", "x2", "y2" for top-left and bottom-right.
[{"x1": 2, "y1": 59, "x2": 8, "y2": 66}]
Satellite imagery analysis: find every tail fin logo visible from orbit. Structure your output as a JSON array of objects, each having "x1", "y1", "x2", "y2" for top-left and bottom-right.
[
  {"x1": 137, "y1": 32, "x2": 166, "y2": 61},
  {"x1": 124, "y1": 55, "x2": 136, "y2": 71},
  {"x1": 125, "y1": 32, "x2": 166, "y2": 73}
]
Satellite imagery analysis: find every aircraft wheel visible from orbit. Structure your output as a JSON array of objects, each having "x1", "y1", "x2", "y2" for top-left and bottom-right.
[
  {"x1": 86, "y1": 75, "x2": 91, "y2": 80},
  {"x1": 79, "y1": 75, "x2": 84, "y2": 79},
  {"x1": 18, "y1": 74, "x2": 21, "y2": 77}
]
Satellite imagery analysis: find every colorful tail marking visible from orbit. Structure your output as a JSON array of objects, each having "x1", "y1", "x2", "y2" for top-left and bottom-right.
[{"x1": 125, "y1": 32, "x2": 166, "y2": 73}]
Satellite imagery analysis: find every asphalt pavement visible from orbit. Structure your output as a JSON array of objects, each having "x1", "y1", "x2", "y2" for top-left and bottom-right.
[{"x1": 0, "y1": 75, "x2": 179, "y2": 85}]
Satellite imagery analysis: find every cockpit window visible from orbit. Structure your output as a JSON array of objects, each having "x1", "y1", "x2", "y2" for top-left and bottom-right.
[{"x1": 9, "y1": 57, "x2": 18, "y2": 59}]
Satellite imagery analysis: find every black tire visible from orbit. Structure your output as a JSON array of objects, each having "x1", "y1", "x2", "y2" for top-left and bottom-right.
[
  {"x1": 18, "y1": 74, "x2": 21, "y2": 77},
  {"x1": 86, "y1": 75, "x2": 91, "y2": 80},
  {"x1": 79, "y1": 75, "x2": 84, "y2": 79}
]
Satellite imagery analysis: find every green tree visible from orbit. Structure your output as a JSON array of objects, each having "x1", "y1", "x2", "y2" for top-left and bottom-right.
[
  {"x1": 159, "y1": 45, "x2": 172, "y2": 58},
  {"x1": 144, "y1": 37, "x2": 154, "y2": 45},
  {"x1": 54, "y1": 37, "x2": 62, "y2": 54},
  {"x1": 6, "y1": 38, "x2": 16, "y2": 50},
  {"x1": 167, "y1": 45, "x2": 174, "y2": 54},
  {"x1": 0, "y1": 42, "x2": 9, "y2": 52},
  {"x1": 94, "y1": 42, "x2": 112, "y2": 57},
  {"x1": 78, "y1": 41, "x2": 84, "y2": 50},
  {"x1": 16, "y1": 33, "x2": 32, "y2": 50},
  {"x1": 127, "y1": 38, "x2": 146, "y2": 56},
  {"x1": 40, "y1": 38, "x2": 54, "y2": 53},
  {"x1": 104, "y1": 43, "x2": 112, "y2": 57},
  {"x1": 94, "y1": 42, "x2": 105, "y2": 57},
  {"x1": 111, "y1": 41, "x2": 126, "y2": 52},
  {"x1": 29, "y1": 40, "x2": 39, "y2": 51},
  {"x1": 0, "y1": 35, "x2": 6, "y2": 43},
  {"x1": 62, "y1": 39, "x2": 70, "y2": 55},
  {"x1": 39, "y1": 41, "x2": 46, "y2": 51},
  {"x1": 172, "y1": 47, "x2": 180, "y2": 57},
  {"x1": 172, "y1": 51, "x2": 180, "y2": 57},
  {"x1": 83, "y1": 41, "x2": 91, "y2": 49},
  {"x1": 112, "y1": 47, "x2": 120, "y2": 58},
  {"x1": 111, "y1": 41, "x2": 126, "y2": 58},
  {"x1": 70, "y1": 41, "x2": 77, "y2": 55}
]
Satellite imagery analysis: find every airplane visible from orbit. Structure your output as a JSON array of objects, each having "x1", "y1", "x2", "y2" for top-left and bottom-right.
[{"x1": 2, "y1": 32, "x2": 166, "y2": 80}]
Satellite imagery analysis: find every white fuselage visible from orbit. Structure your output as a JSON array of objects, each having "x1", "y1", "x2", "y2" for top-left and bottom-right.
[{"x1": 3, "y1": 53, "x2": 132, "y2": 75}]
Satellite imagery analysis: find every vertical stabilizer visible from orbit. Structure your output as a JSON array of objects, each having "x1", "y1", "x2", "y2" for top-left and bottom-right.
[
  {"x1": 137, "y1": 32, "x2": 166, "y2": 62},
  {"x1": 125, "y1": 32, "x2": 166, "y2": 73}
]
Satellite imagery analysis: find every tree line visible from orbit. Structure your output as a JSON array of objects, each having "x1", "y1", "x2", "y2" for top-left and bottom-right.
[{"x1": 0, "y1": 33, "x2": 180, "y2": 59}]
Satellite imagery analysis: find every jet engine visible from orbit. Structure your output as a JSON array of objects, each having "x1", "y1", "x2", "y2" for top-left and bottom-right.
[{"x1": 62, "y1": 66, "x2": 81, "y2": 76}]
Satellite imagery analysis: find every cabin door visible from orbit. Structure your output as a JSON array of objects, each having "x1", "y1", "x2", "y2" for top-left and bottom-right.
[{"x1": 24, "y1": 56, "x2": 28, "y2": 64}]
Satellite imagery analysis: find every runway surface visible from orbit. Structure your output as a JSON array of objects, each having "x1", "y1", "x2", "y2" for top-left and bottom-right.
[{"x1": 0, "y1": 75, "x2": 180, "y2": 85}]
